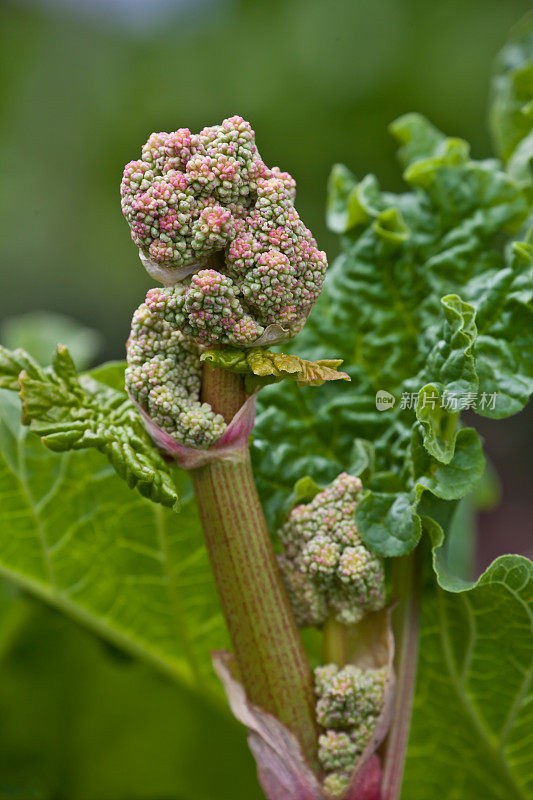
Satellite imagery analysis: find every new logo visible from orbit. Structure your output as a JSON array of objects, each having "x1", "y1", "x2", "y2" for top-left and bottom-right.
[{"x1": 375, "y1": 390, "x2": 396, "y2": 411}]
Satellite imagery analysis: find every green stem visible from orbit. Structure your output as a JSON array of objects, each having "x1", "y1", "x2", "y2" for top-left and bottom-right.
[
  {"x1": 191, "y1": 363, "x2": 318, "y2": 766},
  {"x1": 322, "y1": 615, "x2": 350, "y2": 666}
]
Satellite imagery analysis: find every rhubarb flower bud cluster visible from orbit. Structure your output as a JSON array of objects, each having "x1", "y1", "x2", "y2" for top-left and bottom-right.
[
  {"x1": 277, "y1": 474, "x2": 386, "y2": 626},
  {"x1": 125, "y1": 300, "x2": 226, "y2": 449},
  {"x1": 121, "y1": 116, "x2": 327, "y2": 345},
  {"x1": 139, "y1": 277, "x2": 261, "y2": 347},
  {"x1": 314, "y1": 664, "x2": 387, "y2": 796}
]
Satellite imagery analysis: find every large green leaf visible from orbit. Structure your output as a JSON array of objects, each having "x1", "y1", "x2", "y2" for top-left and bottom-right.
[
  {"x1": 0, "y1": 388, "x2": 229, "y2": 694},
  {"x1": 252, "y1": 112, "x2": 532, "y2": 564},
  {"x1": 402, "y1": 555, "x2": 533, "y2": 800},
  {"x1": 0, "y1": 586, "x2": 260, "y2": 800}
]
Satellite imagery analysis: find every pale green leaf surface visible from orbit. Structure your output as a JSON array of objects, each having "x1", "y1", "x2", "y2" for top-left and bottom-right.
[
  {"x1": 0, "y1": 389, "x2": 229, "y2": 695},
  {"x1": 402, "y1": 555, "x2": 533, "y2": 800},
  {"x1": 87, "y1": 359, "x2": 128, "y2": 390}
]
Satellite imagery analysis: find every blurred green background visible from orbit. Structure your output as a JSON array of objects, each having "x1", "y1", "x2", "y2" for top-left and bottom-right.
[
  {"x1": 0, "y1": 0, "x2": 532, "y2": 798},
  {"x1": 2, "y1": 0, "x2": 532, "y2": 356}
]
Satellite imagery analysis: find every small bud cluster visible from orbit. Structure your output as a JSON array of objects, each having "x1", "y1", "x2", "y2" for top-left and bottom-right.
[
  {"x1": 314, "y1": 664, "x2": 387, "y2": 797},
  {"x1": 125, "y1": 300, "x2": 226, "y2": 449},
  {"x1": 121, "y1": 116, "x2": 327, "y2": 346},
  {"x1": 142, "y1": 276, "x2": 261, "y2": 347},
  {"x1": 277, "y1": 474, "x2": 386, "y2": 626}
]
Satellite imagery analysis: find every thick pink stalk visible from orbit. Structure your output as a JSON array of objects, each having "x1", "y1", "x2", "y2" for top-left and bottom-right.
[{"x1": 191, "y1": 363, "x2": 318, "y2": 766}]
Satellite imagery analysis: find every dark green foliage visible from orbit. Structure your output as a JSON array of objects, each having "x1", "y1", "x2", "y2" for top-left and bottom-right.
[{"x1": 252, "y1": 113, "x2": 532, "y2": 560}]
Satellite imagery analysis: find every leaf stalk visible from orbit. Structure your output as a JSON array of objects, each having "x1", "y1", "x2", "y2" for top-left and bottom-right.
[{"x1": 191, "y1": 362, "x2": 318, "y2": 766}]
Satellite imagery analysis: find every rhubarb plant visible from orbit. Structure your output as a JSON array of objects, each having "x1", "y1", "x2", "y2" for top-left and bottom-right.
[{"x1": 0, "y1": 19, "x2": 532, "y2": 800}]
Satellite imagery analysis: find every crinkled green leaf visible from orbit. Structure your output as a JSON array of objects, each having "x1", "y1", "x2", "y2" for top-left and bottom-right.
[
  {"x1": 415, "y1": 295, "x2": 478, "y2": 461},
  {"x1": 402, "y1": 555, "x2": 533, "y2": 800},
  {"x1": 372, "y1": 206, "x2": 410, "y2": 250},
  {"x1": 0, "y1": 388, "x2": 228, "y2": 693},
  {"x1": 392, "y1": 114, "x2": 527, "y2": 230},
  {"x1": 412, "y1": 427, "x2": 485, "y2": 501},
  {"x1": 354, "y1": 490, "x2": 420, "y2": 557},
  {"x1": 354, "y1": 427, "x2": 485, "y2": 557},
  {"x1": 253, "y1": 115, "x2": 531, "y2": 563},
  {"x1": 252, "y1": 380, "x2": 375, "y2": 529},
  {"x1": 0, "y1": 344, "x2": 178, "y2": 509},
  {"x1": 472, "y1": 240, "x2": 533, "y2": 417},
  {"x1": 0, "y1": 344, "x2": 45, "y2": 392},
  {"x1": 415, "y1": 385, "x2": 460, "y2": 464},
  {"x1": 426, "y1": 295, "x2": 478, "y2": 396},
  {"x1": 389, "y1": 113, "x2": 448, "y2": 170},
  {"x1": 326, "y1": 165, "x2": 383, "y2": 234}
]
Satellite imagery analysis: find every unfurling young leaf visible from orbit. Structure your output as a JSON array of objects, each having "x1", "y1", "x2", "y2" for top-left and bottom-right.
[
  {"x1": 0, "y1": 345, "x2": 45, "y2": 392},
  {"x1": 200, "y1": 347, "x2": 350, "y2": 391},
  {"x1": 0, "y1": 344, "x2": 179, "y2": 509}
]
